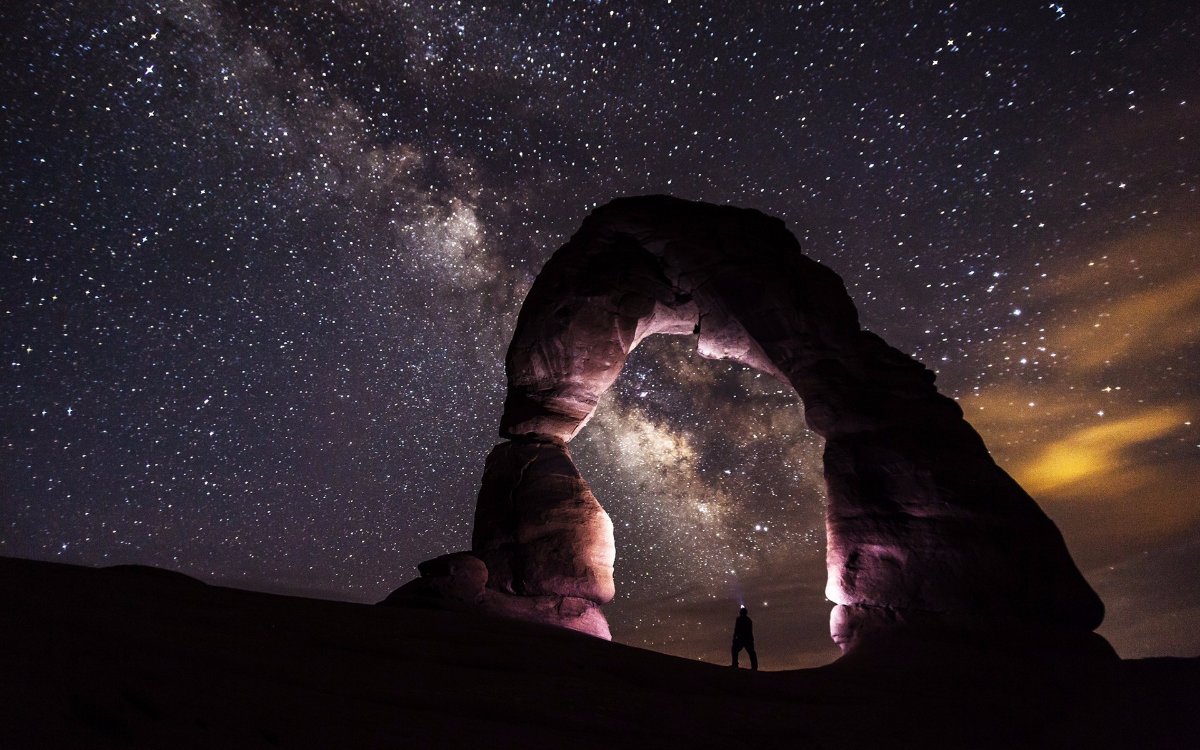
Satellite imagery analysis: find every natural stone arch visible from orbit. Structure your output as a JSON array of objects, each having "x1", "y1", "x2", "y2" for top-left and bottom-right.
[{"x1": 391, "y1": 195, "x2": 1104, "y2": 653}]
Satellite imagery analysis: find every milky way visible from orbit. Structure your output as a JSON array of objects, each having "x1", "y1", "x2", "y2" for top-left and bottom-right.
[{"x1": 3, "y1": 1, "x2": 1198, "y2": 667}]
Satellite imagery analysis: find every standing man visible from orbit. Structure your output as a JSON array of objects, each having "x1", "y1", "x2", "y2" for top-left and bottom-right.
[{"x1": 731, "y1": 605, "x2": 758, "y2": 670}]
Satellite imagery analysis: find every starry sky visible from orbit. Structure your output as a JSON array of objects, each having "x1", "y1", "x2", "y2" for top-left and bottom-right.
[{"x1": 3, "y1": 1, "x2": 1198, "y2": 669}]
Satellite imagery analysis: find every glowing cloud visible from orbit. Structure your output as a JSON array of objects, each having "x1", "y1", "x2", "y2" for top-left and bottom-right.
[
  {"x1": 1024, "y1": 219, "x2": 1200, "y2": 373},
  {"x1": 1051, "y1": 270, "x2": 1200, "y2": 372},
  {"x1": 1016, "y1": 408, "x2": 1187, "y2": 495},
  {"x1": 960, "y1": 205, "x2": 1200, "y2": 559}
]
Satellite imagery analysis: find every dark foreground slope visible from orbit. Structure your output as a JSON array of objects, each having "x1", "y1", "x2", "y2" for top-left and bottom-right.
[{"x1": 2, "y1": 556, "x2": 1197, "y2": 749}]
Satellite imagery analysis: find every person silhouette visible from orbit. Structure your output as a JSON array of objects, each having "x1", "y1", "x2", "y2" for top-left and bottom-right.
[{"x1": 730, "y1": 605, "x2": 758, "y2": 670}]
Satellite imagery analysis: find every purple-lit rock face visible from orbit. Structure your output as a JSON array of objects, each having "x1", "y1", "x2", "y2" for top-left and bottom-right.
[
  {"x1": 471, "y1": 440, "x2": 616, "y2": 605},
  {"x1": 382, "y1": 550, "x2": 610, "y2": 638},
  {"x1": 395, "y1": 195, "x2": 1104, "y2": 649}
]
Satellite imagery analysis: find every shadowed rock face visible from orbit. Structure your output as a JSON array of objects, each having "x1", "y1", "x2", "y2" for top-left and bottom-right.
[{"x1": 398, "y1": 195, "x2": 1105, "y2": 649}]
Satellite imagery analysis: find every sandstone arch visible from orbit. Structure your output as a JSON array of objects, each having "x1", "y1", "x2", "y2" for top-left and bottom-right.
[{"x1": 393, "y1": 195, "x2": 1104, "y2": 653}]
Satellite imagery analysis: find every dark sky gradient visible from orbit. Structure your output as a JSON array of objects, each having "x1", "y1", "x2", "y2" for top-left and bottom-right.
[{"x1": 2, "y1": 1, "x2": 1198, "y2": 668}]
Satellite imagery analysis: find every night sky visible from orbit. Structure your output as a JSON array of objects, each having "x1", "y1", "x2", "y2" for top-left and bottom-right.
[{"x1": 3, "y1": 1, "x2": 1198, "y2": 668}]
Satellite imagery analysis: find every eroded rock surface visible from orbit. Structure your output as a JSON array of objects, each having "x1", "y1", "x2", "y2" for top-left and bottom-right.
[
  {"x1": 383, "y1": 551, "x2": 610, "y2": 639},
  {"x1": 472, "y1": 440, "x2": 615, "y2": 605},
  {"x1": 392, "y1": 195, "x2": 1104, "y2": 650}
]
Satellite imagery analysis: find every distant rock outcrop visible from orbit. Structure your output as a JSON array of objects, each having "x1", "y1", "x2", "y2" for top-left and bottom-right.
[{"x1": 388, "y1": 195, "x2": 1105, "y2": 651}]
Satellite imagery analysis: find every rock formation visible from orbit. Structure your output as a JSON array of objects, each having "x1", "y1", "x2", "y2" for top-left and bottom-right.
[
  {"x1": 471, "y1": 440, "x2": 615, "y2": 606},
  {"x1": 389, "y1": 195, "x2": 1105, "y2": 652}
]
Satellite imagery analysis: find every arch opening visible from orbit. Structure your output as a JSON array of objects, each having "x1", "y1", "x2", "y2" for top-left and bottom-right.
[
  {"x1": 564, "y1": 335, "x2": 830, "y2": 663},
  {"x1": 392, "y1": 195, "x2": 1105, "y2": 654}
]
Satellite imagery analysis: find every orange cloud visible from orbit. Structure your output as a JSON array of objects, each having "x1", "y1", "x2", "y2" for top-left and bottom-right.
[
  {"x1": 960, "y1": 206, "x2": 1200, "y2": 552},
  {"x1": 1015, "y1": 408, "x2": 1187, "y2": 495},
  {"x1": 1017, "y1": 216, "x2": 1200, "y2": 373},
  {"x1": 1050, "y1": 269, "x2": 1200, "y2": 372}
]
